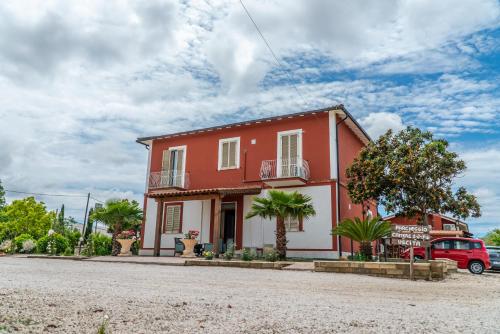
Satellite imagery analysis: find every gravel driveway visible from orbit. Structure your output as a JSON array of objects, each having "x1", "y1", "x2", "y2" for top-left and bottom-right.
[{"x1": 0, "y1": 257, "x2": 499, "y2": 333}]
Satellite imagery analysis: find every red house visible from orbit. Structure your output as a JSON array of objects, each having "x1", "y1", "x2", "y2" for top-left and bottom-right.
[{"x1": 136, "y1": 105, "x2": 372, "y2": 258}]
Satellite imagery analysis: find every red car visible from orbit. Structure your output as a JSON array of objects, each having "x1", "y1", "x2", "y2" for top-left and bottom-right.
[{"x1": 402, "y1": 237, "x2": 491, "y2": 274}]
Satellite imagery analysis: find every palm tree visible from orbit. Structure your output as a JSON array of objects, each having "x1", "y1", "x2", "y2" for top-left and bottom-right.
[
  {"x1": 331, "y1": 216, "x2": 391, "y2": 260},
  {"x1": 90, "y1": 199, "x2": 143, "y2": 256},
  {"x1": 245, "y1": 190, "x2": 316, "y2": 260}
]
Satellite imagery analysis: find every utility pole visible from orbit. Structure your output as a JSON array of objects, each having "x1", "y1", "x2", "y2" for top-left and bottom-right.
[{"x1": 78, "y1": 192, "x2": 90, "y2": 255}]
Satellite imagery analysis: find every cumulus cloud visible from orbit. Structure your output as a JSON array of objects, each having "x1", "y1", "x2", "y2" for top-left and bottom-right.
[
  {"x1": 360, "y1": 112, "x2": 405, "y2": 139},
  {"x1": 204, "y1": 0, "x2": 500, "y2": 90}
]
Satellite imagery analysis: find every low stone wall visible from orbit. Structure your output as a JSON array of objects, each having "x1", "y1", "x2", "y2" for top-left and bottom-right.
[
  {"x1": 314, "y1": 260, "x2": 454, "y2": 280},
  {"x1": 184, "y1": 259, "x2": 291, "y2": 270}
]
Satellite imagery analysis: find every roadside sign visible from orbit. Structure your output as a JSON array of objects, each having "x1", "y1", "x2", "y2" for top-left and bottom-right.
[
  {"x1": 390, "y1": 225, "x2": 430, "y2": 247},
  {"x1": 390, "y1": 224, "x2": 431, "y2": 280}
]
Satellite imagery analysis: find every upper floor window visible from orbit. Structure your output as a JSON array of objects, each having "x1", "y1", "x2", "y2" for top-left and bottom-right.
[
  {"x1": 218, "y1": 137, "x2": 240, "y2": 170},
  {"x1": 162, "y1": 146, "x2": 186, "y2": 187},
  {"x1": 277, "y1": 130, "x2": 302, "y2": 177}
]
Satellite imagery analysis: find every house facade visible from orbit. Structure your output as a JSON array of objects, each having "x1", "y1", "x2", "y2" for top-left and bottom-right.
[{"x1": 137, "y1": 105, "x2": 371, "y2": 258}]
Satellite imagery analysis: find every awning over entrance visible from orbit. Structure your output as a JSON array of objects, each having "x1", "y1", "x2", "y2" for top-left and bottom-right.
[
  {"x1": 148, "y1": 186, "x2": 262, "y2": 199},
  {"x1": 149, "y1": 187, "x2": 262, "y2": 256}
]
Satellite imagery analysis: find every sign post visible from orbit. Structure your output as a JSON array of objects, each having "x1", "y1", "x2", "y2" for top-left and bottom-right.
[{"x1": 390, "y1": 225, "x2": 431, "y2": 280}]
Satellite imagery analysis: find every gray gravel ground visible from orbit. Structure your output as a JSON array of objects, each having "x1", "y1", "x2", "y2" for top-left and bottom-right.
[{"x1": 0, "y1": 257, "x2": 499, "y2": 334}]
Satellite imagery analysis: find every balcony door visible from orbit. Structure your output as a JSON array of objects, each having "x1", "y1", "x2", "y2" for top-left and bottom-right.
[
  {"x1": 162, "y1": 146, "x2": 186, "y2": 187},
  {"x1": 277, "y1": 130, "x2": 302, "y2": 178}
]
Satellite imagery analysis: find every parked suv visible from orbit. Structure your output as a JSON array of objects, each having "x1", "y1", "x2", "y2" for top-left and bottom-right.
[
  {"x1": 486, "y1": 246, "x2": 500, "y2": 271},
  {"x1": 402, "y1": 237, "x2": 491, "y2": 274}
]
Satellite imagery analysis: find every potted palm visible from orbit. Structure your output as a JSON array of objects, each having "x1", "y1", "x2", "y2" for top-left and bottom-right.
[
  {"x1": 116, "y1": 230, "x2": 136, "y2": 256},
  {"x1": 331, "y1": 216, "x2": 391, "y2": 260},
  {"x1": 181, "y1": 230, "x2": 199, "y2": 257},
  {"x1": 245, "y1": 190, "x2": 316, "y2": 260},
  {"x1": 90, "y1": 199, "x2": 143, "y2": 256}
]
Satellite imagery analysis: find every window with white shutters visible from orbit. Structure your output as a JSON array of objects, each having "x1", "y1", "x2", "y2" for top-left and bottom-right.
[
  {"x1": 161, "y1": 147, "x2": 186, "y2": 187},
  {"x1": 284, "y1": 216, "x2": 303, "y2": 232},
  {"x1": 163, "y1": 204, "x2": 182, "y2": 234},
  {"x1": 218, "y1": 137, "x2": 240, "y2": 170},
  {"x1": 278, "y1": 130, "x2": 302, "y2": 177}
]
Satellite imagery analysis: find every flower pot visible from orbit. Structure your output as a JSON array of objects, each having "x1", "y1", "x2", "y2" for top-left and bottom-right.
[
  {"x1": 181, "y1": 239, "x2": 197, "y2": 258},
  {"x1": 117, "y1": 239, "x2": 135, "y2": 256}
]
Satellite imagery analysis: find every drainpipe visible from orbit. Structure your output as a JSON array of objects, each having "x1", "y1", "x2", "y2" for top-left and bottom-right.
[{"x1": 336, "y1": 113, "x2": 348, "y2": 258}]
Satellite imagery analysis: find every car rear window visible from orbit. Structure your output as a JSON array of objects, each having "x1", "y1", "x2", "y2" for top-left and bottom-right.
[{"x1": 471, "y1": 242, "x2": 482, "y2": 249}]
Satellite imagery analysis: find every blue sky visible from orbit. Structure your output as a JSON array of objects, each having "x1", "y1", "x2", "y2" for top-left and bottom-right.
[{"x1": 0, "y1": 0, "x2": 498, "y2": 236}]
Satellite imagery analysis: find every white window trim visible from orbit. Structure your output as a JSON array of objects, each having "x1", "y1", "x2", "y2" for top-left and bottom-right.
[
  {"x1": 218, "y1": 137, "x2": 240, "y2": 170},
  {"x1": 167, "y1": 145, "x2": 187, "y2": 187},
  {"x1": 276, "y1": 129, "x2": 303, "y2": 178}
]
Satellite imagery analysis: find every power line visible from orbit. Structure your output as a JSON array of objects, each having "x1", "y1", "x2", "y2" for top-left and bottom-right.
[
  {"x1": 90, "y1": 196, "x2": 105, "y2": 204},
  {"x1": 5, "y1": 190, "x2": 88, "y2": 198},
  {"x1": 238, "y1": 0, "x2": 308, "y2": 108},
  {"x1": 6, "y1": 189, "x2": 112, "y2": 206}
]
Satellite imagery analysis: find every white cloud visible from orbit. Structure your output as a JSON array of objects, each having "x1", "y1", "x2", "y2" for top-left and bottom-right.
[{"x1": 360, "y1": 112, "x2": 405, "y2": 139}]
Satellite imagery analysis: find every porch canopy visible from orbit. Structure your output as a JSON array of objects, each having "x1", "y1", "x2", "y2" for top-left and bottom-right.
[{"x1": 149, "y1": 187, "x2": 262, "y2": 255}]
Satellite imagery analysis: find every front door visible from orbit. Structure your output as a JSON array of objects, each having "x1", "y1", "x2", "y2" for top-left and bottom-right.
[{"x1": 221, "y1": 203, "x2": 236, "y2": 252}]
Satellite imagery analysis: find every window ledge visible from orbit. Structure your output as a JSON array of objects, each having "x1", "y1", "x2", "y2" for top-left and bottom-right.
[{"x1": 218, "y1": 167, "x2": 240, "y2": 171}]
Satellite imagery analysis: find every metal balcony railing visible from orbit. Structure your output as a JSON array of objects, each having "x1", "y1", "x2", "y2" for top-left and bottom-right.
[
  {"x1": 260, "y1": 158, "x2": 310, "y2": 180},
  {"x1": 149, "y1": 170, "x2": 189, "y2": 189}
]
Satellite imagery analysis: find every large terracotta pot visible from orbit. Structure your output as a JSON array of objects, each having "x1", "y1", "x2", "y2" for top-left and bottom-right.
[
  {"x1": 117, "y1": 239, "x2": 135, "y2": 256},
  {"x1": 181, "y1": 239, "x2": 197, "y2": 258}
]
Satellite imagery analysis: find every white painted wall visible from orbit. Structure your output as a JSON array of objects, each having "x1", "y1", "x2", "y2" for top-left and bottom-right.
[
  {"x1": 142, "y1": 198, "x2": 210, "y2": 251},
  {"x1": 243, "y1": 185, "x2": 333, "y2": 251},
  {"x1": 143, "y1": 197, "x2": 157, "y2": 248},
  {"x1": 328, "y1": 110, "x2": 338, "y2": 180},
  {"x1": 160, "y1": 200, "x2": 210, "y2": 248}
]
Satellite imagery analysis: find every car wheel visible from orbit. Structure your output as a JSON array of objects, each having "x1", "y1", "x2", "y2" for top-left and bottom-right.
[
  {"x1": 468, "y1": 261, "x2": 484, "y2": 274},
  {"x1": 414, "y1": 255, "x2": 424, "y2": 261}
]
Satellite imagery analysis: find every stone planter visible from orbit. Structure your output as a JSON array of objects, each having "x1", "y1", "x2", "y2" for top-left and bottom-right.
[
  {"x1": 181, "y1": 239, "x2": 197, "y2": 258},
  {"x1": 117, "y1": 239, "x2": 135, "y2": 256}
]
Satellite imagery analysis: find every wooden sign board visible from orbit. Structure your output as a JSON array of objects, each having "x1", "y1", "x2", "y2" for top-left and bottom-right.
[{"x1": 390, "y1": 225, "x2": 431, "y2": 247}]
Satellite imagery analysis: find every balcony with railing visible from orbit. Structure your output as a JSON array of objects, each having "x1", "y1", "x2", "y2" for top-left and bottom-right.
[
  {"x1": 148, "y1": 170, "x2": 190, "y2": 190},
  {"x1": 260, "y1": 158, "x2": 310, "y2": 187}
]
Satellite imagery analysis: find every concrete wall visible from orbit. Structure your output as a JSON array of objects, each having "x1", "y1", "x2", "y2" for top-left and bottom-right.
[{"x1": 314, "y1": 260, "x2": 453, "y2": 280}]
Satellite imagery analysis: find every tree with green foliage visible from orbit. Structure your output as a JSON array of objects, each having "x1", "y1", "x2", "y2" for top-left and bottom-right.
[
  {"x1": 90, "y1": 199, "x2": 142, "y2": 256},
  {"x1": 0, "y1": 197, "x2": 55, "y2": 241},
  {"x1": 347, "y1": 127, "x2": 481, "y2": 226},
  {"x1": 483, "y1": 229, "x2": 500, "y2": 246},
  {"x1": 332, "y1": 216, "x2": 391, "y2": 260},
  {"x1": 84, "y1": 208, "x2": 94, "y2": 240},
  {"x1": 53, "y1": 204, "x2": 66, "y2": 234},
  {"x1": 245, "y1": 190, "x2": 316, "y2": 259},
  {"x1": 0, "y1": 179, "x2": 5, "y2": 210}
]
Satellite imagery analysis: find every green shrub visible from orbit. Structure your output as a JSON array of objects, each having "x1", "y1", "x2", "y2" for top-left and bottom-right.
[
  {"x1": 203, "y1": 250, "x2": 214, "y2": 260},
  {"x1": 223, "y1": 251, "x2": 233, "y2": 261},
  {"x1": 241, "y1": 248, "x2": 254, "y2": 261},
  {"x1": 0, "y1": 240, "x2": 13, "y2": 253},
  {"x1": 64, "y1": 229, "x2": 82, "y2": 249},
  {"x1": 347, "y1": 252, "x2": 369, "y2": 262},
  {"x1": 63, "y1": 247, "x2": 74, "y2": 256},
  {"x1": 82, "y1": 233, "x2": 112, "y2": 256},
  {"x1": 13, "y1": 234, "x2": 34, "y2": 252},
  {"x1": 264, "y1": 249, "x2": 279, "y2": 262},
  {"x1": 21, "y1": 239, "x2": 36, "y2": 254},
  {"x1": 36, "y1": 233, "x2": 69, "y2": 255}
]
